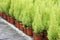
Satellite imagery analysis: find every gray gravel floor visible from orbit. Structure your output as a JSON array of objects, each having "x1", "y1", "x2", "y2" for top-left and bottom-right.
[{"x1": 0, "y1": 17, "x2": 32, "y2": 40}]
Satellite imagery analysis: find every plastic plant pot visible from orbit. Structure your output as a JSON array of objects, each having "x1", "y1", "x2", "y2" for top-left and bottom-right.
[
  {"x1": 0, "y1": 11, "x2": 2, "y2": 17},
  {"x1": 33, "y1": 32, "x2": 42, "y2": 40},
  {"x1": 24, "y1": 27, "x2": 27, "y2": 34},
  {"x1": 15, "y1": 21, "x2": 20, "y2": 29},
  {"x1": 9, "y1": 17, "x2": 15, "y2": 24},
  {"x1": 2, "y1": 13, "x2": 4, "y2": 18},
  {"x1": 2, "y1": 12, "x2": 5, "y2": 18},
  {"x1": 7, "y1": 15, "x2": 10, "y2": 22},
  {"x1": 3, "y1": 13, "x2": 6, "y2": 19},
  {"x1": 27, "y1": 27, "x2": 33, "y2": 36},
  {"x1": 20, "y1": 23, "x2": 24, "y2": 31},
  {"x1": 3, "y1": 13, "x2": 7, "y2": 20}
]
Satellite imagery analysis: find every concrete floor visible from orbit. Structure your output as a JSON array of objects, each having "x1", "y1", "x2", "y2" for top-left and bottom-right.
[{"x1": 0, "y1": 17, "x2": 33, "y2": 40}]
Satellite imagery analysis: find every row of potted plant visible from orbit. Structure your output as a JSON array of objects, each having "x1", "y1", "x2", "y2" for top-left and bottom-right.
[
  {"x1": 0, "y1": 0, "x2": 47, "y2": 40},
  {"x1": 0, "y1": 1, "x2": 48, "y2": 40},
  {"x1": 0, "y1": 0, "x2": 60, "y2": 40}
]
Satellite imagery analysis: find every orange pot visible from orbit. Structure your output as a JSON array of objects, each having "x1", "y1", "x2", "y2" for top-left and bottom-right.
[
  {"x1": 15, "y1": 21, "x2": 20, "y2": 29},
  {"x1": 0, "y1": 11, "x2": 2, "y2": 17},
  {"x1": 2, "y1": 13, "x2": 4, "y2": 18},
  {"x1": 20, "y1": 23, "x2": 24, "y2": 31},
  {"x1": 24, "y1": 27, "x2": 27, "y2": 34},
  {"x1": 7, "y1": 15, "x2": 10, "y2": 22},
  {"x1": 3, "y1": 13, "x2": 7, "y2": 20},
  {"x1": 27, "y1": 28, "x2": 33, "y2": 36},
  {"x1": 33, "y1": 32, "x2": 42, "y2": 40},
  {"x1": 9, "y1": 17, "x2": 15, "y2": 24}
]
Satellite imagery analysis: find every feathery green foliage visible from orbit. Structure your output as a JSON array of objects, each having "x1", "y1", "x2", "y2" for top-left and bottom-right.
[
  {"x1": 0, "y1": 0, "x2": 11, "y2": 14},
  {"x1": 9, "y1": 0, "x2": 14, "y2": 17},
  {"x1": 48, "y1": 4, "x2": 59, "y2": 40}
]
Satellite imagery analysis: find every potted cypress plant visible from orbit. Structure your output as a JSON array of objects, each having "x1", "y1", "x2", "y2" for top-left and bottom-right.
[
  {"x1": 1, "y1": 7, "x2": 7, "y2": 20},
  {"x1": 0, "y1": 1, "x2": 6, "y2": 19},
  {"x1": 42, "y1": 4, "x2": 51, "y2": 40},
  {"x1": 19, "y1": 13, "x2": 24, "y2": 31},
  {"x1": 42, "y1": 0, "x2": 59, "y2": 39},
  {"x1": 18, "y1": 0, "x2": 27, "y2": 31},
  {"x1": 32, "y1": 12, "x2": 44, "y2": 40},
  {"x1": 5, "y1": 0, "x2": 11, "y2": 20},
  {"x1": 1, "y1": 0, "x2": 11, "y2": 20},
  {"x1": 21, "y1": 0, "x2": 34, "y2": 35},
  {"x1": 9, "y1": 0, "x2": 15, "y2": 24},
  {"x1": 21, "y1": 11, "x2": 33, "y2": 35},
  {"x1": 13, "y1": 0, "x2": 22, "y2": 29},
  {"x1": 32, "y1": 0, "x2": 42, "y2": 39},
  {"x1": 32, "y1": 4, "x2": 44, "y2": 39},
  {"x1": 42, "y1": 8, "x2": 50, "y2": 40},
  {"x1": 19, "y1": 12, "x2": 24, "y2": 31},
  {"x1": 0, "y1": 0, "x2": 4, "y2": 18}
]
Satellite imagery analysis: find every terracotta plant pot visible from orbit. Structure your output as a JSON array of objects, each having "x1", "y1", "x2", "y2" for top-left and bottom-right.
[
  {"x1": 27, "y1": 28, "x2": 33, "y2": 36},
  {"x1": 9, "y1": 17, "x2": 15, "y2": 24},
  {"x1": 15, "y1": 21, "x2": 20, "y2": 29},
  {"x1": 2, "y1": 13, "x2": 4, "y2": 18},
  {"x1": 24, "y1": 27, "x2": 27, "y2": 34},
  {"x1": 20, "y1": 23, "x2": 24, "y2": 31},
  {"x1": 33, "y1": 32, "x2": 42, "y2": 40},
  {"x1": 0, "y1": 11, "x2": 2, "y2": 17},
  {"x1": 7, "y1": 15, "x2": 10, "y2": 22},
  {"x1": 3, "y1": 13, "x2": 7, "y2": 20},
  {"x1": 2, "y1": 12, "x2": 5, "y2": 18}
]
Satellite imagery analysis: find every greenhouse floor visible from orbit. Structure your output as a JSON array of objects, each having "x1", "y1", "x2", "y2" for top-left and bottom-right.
[{"x1": 0, "y1": 17, "x2": 33, "y2": 40}]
